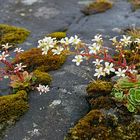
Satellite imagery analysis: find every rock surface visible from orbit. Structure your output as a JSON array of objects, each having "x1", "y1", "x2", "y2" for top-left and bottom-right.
[{"x1": 0, "y1": 0, "x2": 140, "y2": 140}]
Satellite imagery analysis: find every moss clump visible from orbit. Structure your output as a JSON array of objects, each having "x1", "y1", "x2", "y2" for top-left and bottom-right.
[
  {"x1": 90, "y1": 96, "x2": 115, "y2": 109},
  {"x1": 86, "y1": 80, "x2": 113, "y2": 97},
  {"x1": 13, "y1": 48, "x2": 66, "y2": 72},
  {"x1": 0, "y1": 90, "x2": 28, "y2": 137},
  {"x1": 0, "y1": 90, "x2": 28, "y2": 123},
  {"x1": 47, "y1": 32, "x2": 66, "y2": 40},
  {"x1": 82, "y1": 0, "x2": 113, "y2": 15},
  {"x1": 65, "y1": 110, "x2": 109, "y2": 140},
  {"x1": 129, "y1": 0, "x2": 140, "y2": 11},
  {"x1": 0, "y1": 24, "x2": 30, "y2": 47},
  {"x1": 33, "y1": 70, "x2": 52, "y2": 85},
  {"x1": 124, "y1": 27, "x2": 140, "y2": 39},
  {"x1": 65, "y1": 109, "x2": 140, "y2": 140}
]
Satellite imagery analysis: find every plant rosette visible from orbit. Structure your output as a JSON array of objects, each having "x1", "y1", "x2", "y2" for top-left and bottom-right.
[{"x1": 111, "y1": 75, "x2": 140, "y2": 112}]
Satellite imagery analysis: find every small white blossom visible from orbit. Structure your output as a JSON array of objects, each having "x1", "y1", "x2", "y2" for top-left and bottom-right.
[
  {"x1": 41, "y1": 47, "x2": 49, "y2": 55},
  {"x1": 120, "y1": 35, "x2": 131, "y2": 46},
  {"x1": 52, "y1": 46, "x2": 64, "y2": 55},
  {"x1": 72, "y1": 55, "x2": 83, "y2": 66},
  {"x1": 92, "y1": 59, "x2": 103, "y2": 66},
  {"x1": 69, "y1": 35, "x2": 81, "y2": 45},
  {"x1": 60, "y1": 37, "x2": 72, "y2": 45},
  {"x1": 115, "y1": 68, "x2": 126, "y2": 77},
  {"x1": 110, "y1": 36, "x2": 118, "y2": 44},
  {"x1": 0, "y1": 51, "x2": 9, "y2": 61},
  {"x1": 92, "y1": 34, "x2": 103, "y2": 43},
  {"x1": 14, "y1": 47, "x2": 24, "y2": 53},
  {"x1": 135, "y1": 38, "x2": 140, "y2": 44},
  {"x1": 2, "y1": 43, "x2": 12, "y2": 50},
  {"x1": 37, "y1": 84, "x2": 50, "y2": 95},
  {"x1": 104, "y1": 62, "x2": 115, "y2": 74},
  {"x1": 88, "y1": 43, "x2": 100, "y2": 54},
  {"x1": 14, "y1": 63, "x2": 26, "y2": 71},
  {"x1": 38, "y1": 37, "x2": 56, "y2": 49},
  {"x1": 94, "y1": 67, "x2": 105, "y2": 78}
]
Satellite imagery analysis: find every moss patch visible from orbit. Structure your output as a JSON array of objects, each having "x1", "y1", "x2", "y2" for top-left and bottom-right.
[
  {"x1": 89, "y1": 96, "x2": 115, "y2": 110},
  {"x1": 47, "y1": 32, "x2": 66, "y2": 40},
  {"x1": 86, "y1": 80, "x2": 113, "y2": 97},
  {"x1": 33, "y1": 70, "x2": 52, "y2": 85},
  {"x1": 0, "y1": 24, "x2": 30, "y2": 47},
  {"x1": 13, "y1": 48, "x2": 66, "y2": 72},
  {"x1": 0, "y1": 90, "x2": 28, "y2": 137},
  {"x1": 81, "y1": 0, "x2": 113, "y2": 15},
  {"x1": 129, "y1": 0, "x2": 140, "y2": 11},
  {"x1": 65, "y1": 109, "x2": 140, "y2": 140}
]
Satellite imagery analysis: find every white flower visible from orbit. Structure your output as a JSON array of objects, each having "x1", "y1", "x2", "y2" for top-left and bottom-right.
[
  {"x1": 94, "y1": 67, "x2": 105, "y2": 78},
  {"x1": 41, "y1": 47, "x2": 49, "y2": 55},
  {"x1": 69, "y1": 35, "x2": 81, "y2": 45},
  {"x1": 2, "y1": 43, "x2": 12, "y2": 50},
  {"x1": 37, "y1": 84, "x2": 50, "y2": 95},
  {"x1": 115, "y1": 68, "x2": 126, "y2": 77},
  {"x1": 110, "y1": 36, "x2": 117, "y2": 44},
  {"x1": 14, "y1": 63, "x2": 26, "y2": 71},
  {"x1": 120, "y1": 35, "x2": 131, "y2": 46},
  {"x1": 104, "y1": 62, "x2": 115, "y2": 74},
  {"x1": 0, "y1": 51, "x2": 9, "y2": 61},
  {"x1": 92, "y1": 59, "x2": 103, "y2": 66},
  {"x1": 72, "y1": 55, "x2": 83, "y2": 66},
  {"x1": 14, "y1": 47, "x2": 24, "y2": 53},
  {"x1": 38, "y1": 37, "x2": 56, "y2": 49},
  {"x1": 88, "y1": 43, "x2": 100, "y2": 54},
  {"x1": 92, "y1": 34, "x2": 103, "y2": 43},
  {"x1": 135, "y1": 38, "x2": 140, "y2": 44},
  {"x1": 52, "y1": 46, "x2": 64, "y2": 55},
  {"x1": 129, "y1": 69, "x2": 138, "y2": 74},
  {"x1": 60, "y1": 37, "x2": 72, "y2": 45}
]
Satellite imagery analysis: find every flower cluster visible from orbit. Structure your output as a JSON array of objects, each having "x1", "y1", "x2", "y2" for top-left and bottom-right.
[
  {"x1": 0, "y1": 44, "x2": 26, "y2": 81},
  {"x1": 37, "y1": 35, "x2": 82, "y2": 56},
  {"x1": 38, "y1": 34, "x2": 139, "y2": 82},
  {"x1": 36, "y1": 84, "x2": 50, "y2": 95}
]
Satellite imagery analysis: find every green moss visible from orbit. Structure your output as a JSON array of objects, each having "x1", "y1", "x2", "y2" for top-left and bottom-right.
[
  {"x1": 82, "y1": 0, "x2": 113, "y2": 15},
  {"x1": 113, "y1": 50, "x2": 140, "y2": 69},
  {"x1": 129, "y1": 0, "x2": 140, "y2": 11},
  {"x1": 65, "y1": 110, "x2": 108, "y2": 140},
  {"x1": 89, "y1": 96, "x2": 115, "y2": 110},
  {"x1": 33, "y1": 70, "x2": 52, "y2": 85},
  {"x1": 0, "y1": 90, "x2": 28, "y2": 137},
  {"x1": 13, "y1": 48, "x2": 66, "y2": 72},
  {"x1": 86, "y1": 80, "x2": 113, "y2": 97},
  {"x1": 65, "y1": 109, "x2": 140, "y2": 140},
  {"x1": 0, "y1": 24, "x2": 30, "y2": 47},
  {"x1": 47, "y1": 32, "x2": 66, "y2": 40},
  {"x1": 124, "y1": 27, "x2": 140, "y2": 39}
]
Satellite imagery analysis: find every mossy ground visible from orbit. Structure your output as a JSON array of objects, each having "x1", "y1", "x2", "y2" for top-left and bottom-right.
[
  {"x1": 81, "y1": 0, "x2": 113, "y2": 15},
  {"x1": 0, "y1": 24, "x2": 30, "y2": 48},
  {"x1": 86, "y1": 80, "x2": 113, "y2": 97},
  {"x1": 13, "y1": 48, "x2": 66, "y2": 72},
  {"x1": 65, "y1": 109, "x2": 140, "y2": 140},
  {"x1": 66, "y1": 79, "x2": 140, "y2": 139},
  {"x1": 0, "y1": 90, "x2": 28, "y2": 137}
]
